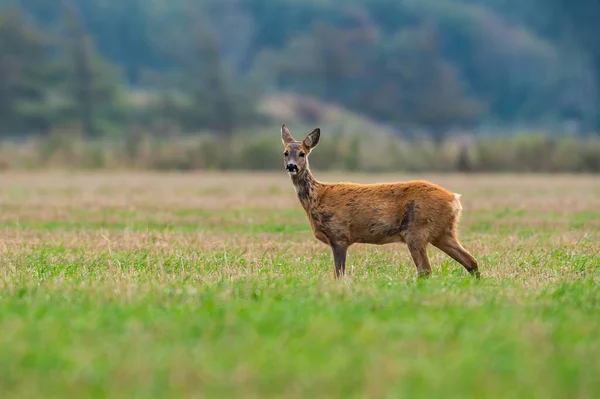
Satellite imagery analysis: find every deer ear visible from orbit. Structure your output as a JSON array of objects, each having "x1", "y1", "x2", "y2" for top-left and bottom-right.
[
  {"x1": 303, "y1": 128, "x2": 320, "y2": 149},
  {"x1": 281, "y1": 124, "x2": 295, "y2": 145}
]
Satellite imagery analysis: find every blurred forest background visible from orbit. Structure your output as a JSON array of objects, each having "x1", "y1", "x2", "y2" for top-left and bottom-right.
[{"x1": 0, "y1": 0, "x2": 599, "y2": 172}]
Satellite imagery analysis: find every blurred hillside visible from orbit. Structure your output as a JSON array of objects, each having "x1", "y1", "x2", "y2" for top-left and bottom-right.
[{"x1": 0, "y1": 0, "x2": 599, "y2": 172}]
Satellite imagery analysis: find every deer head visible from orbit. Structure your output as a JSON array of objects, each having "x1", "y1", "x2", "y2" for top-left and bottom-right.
[{"x1": 281, "y1": 124, "x2": 320, "y2": 176}]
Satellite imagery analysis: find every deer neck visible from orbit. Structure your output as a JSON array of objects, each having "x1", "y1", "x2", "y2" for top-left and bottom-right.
[{"x1": 291, "y1": 166, "x2": 320, "y2": 211}]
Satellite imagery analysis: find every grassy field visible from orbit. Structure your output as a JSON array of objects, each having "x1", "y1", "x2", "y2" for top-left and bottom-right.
[{"x1": 0, "y1": 171, "x2": 599, "y2": 398}]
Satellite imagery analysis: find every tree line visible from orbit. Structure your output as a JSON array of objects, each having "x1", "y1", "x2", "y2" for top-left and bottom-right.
[{"x1": 1, "y1": 0, "x2": 599, "y2": 140}]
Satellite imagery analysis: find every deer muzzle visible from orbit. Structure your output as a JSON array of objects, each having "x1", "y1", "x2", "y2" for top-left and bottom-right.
[{"x1": 286, "y1": 163, "x2": 298, "y2": 175}]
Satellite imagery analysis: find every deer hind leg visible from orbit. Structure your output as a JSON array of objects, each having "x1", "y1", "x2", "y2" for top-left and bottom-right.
[
  {"x1": 331, "y1": 244, "x2": 347, "y2": 279},
  {"x1": 433, "y1": 234, "x2": 480, "y2": 278},
  {"x1": 406, "y1": 238, "x2": 432, "y2": 279}
]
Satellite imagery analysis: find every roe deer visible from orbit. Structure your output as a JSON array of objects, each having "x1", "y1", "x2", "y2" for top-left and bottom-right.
[{"x1": 280, "y1": 124, "x2": 480, "y2": 279}]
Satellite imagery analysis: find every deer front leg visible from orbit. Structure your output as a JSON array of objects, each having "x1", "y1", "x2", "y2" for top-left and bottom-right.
[
  {"x1": 406, "y1": 239, "x2": 432, "y2": 279},
  {"x1": 331, "y1": 244, "x2": 347, "y2": 278}
]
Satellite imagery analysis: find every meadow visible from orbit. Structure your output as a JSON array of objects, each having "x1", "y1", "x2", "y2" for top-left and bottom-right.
[{"x1": 0, "y1": 171, "x2": 599, "y2": 398}]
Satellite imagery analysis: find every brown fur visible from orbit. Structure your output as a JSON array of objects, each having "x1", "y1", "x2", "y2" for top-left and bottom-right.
[{"x1": 281, "y1": 124, "x2": 480, "y2": 279}]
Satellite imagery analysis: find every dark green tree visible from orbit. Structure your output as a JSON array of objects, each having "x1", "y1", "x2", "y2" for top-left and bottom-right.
[
  {"x1": 543, "y1": 0, "x2": 600, "y2": 132},
  {"x1": 383, "y1": 24, "x2": 483, "y2": 143},
  {"x1": 57, "y1": 0, "x2": 125, "y2": 137},
  {"x1": 166, "y1": 1, "x2": 264, "y2": 137},
  {"x1": 0, "y1": 7, "x2": 54, "y2": 135}
]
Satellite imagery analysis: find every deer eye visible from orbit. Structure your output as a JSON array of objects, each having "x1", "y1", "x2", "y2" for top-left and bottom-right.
[
  {"x1": 299, "y1": 152, "x2": 305, "y2": 158},
  {"x1": 283, "y1": 151, "x2": 289, "y2": 157}
]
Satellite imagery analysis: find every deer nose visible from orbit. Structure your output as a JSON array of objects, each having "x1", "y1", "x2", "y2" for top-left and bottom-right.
[{"x1": 286, "y1": 163, "x2": 298, "y2": 172}]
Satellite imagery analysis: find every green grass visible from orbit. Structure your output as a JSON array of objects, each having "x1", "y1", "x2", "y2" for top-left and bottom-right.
[
  {"x1": 1, "y1": 261, "x2": 598, "y2": 398},
  {"x1": 0, "y1": 172, "x2": 599, "y2": 398}
]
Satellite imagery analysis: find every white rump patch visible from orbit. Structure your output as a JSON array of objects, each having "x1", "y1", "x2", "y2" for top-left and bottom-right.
[{"x1": 452, "y1": 193, "x2": 463, "y2": 212}]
